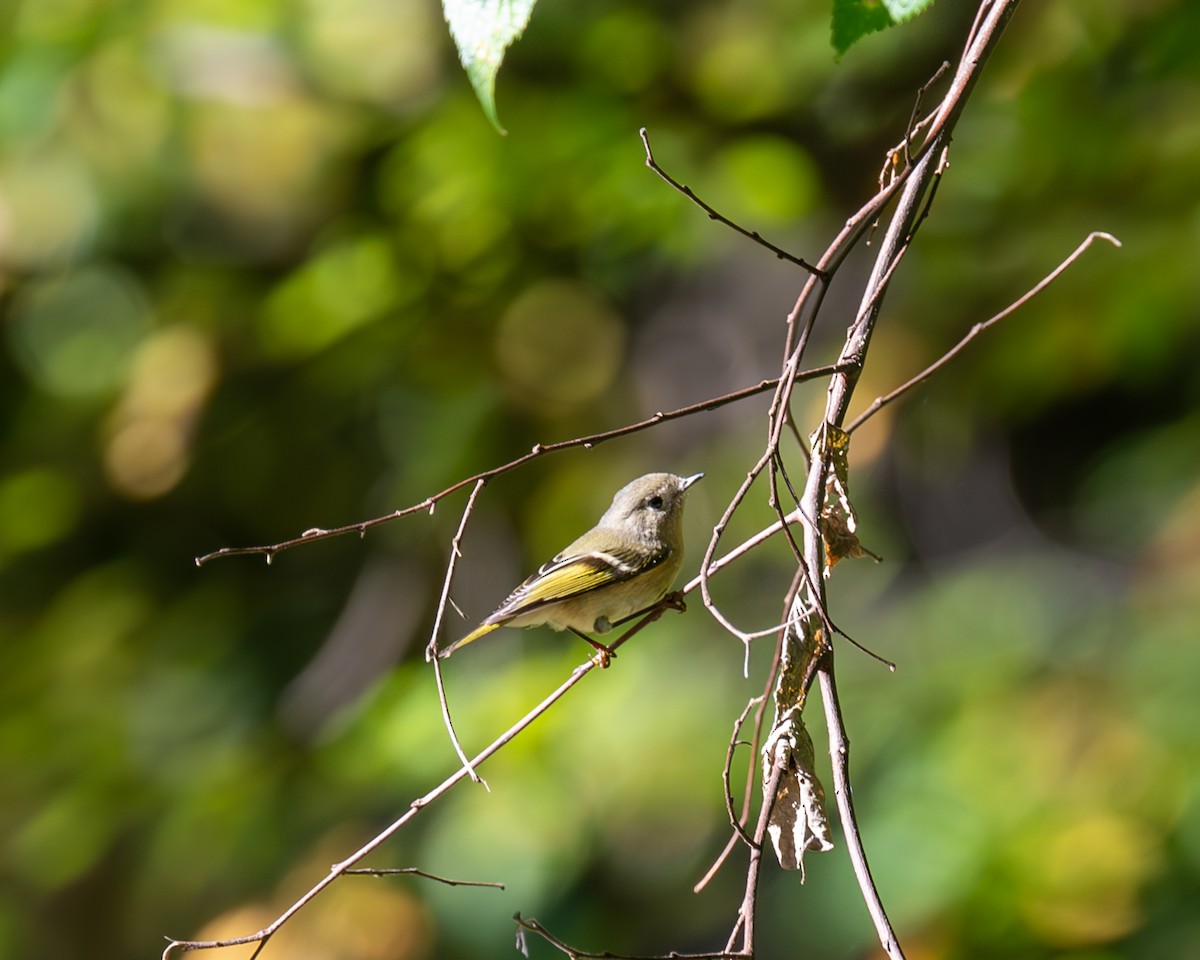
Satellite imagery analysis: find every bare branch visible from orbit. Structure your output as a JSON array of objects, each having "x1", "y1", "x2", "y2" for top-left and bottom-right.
[
  {"x1": 426, "y1": 478, "x2": 487, "y2": 662},
  {"x1": 889, "y1": 61, "x2": 950, "y2": 174},
  {"x1": 640, "y1": 127, "x2": 826, "y2": 278},
  {"x1": 846, "y1": 231, "x2": 1121, "y2": 433}
]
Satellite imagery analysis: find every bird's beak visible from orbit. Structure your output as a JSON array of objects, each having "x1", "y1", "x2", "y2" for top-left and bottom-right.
[{"x1": 680, "y1": 472, "x2": 704, "y2": 490}]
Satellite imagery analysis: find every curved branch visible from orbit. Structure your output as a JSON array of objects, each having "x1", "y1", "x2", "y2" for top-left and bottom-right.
[{"x1": 428, "y1": 478, "x2": 489, "y2": 782}]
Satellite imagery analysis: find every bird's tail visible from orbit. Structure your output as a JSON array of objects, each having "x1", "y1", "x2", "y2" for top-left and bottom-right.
[{"x1": 437, "y1": 621, "x2": 501, "y2": 659}]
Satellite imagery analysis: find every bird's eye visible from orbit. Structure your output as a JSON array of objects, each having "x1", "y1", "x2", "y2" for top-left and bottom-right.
[{"x1": 647, "y1": 494, "x2": 664, "y2": 509}]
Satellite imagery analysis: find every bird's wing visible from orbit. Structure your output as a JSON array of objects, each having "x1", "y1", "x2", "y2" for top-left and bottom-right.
[{"x1": 486, "y1": 544, "x2": 668, "y2": 623}]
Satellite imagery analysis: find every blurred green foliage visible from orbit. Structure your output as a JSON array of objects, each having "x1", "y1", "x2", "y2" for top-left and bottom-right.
[{"x1": 1, "y1": 1, "x2": 1198, "y2": 959}]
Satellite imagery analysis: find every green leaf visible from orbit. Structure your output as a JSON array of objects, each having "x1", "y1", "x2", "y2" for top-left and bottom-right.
[
  {"x1": 882, "y1": 0, "x2": 937, "y2": 22},
  {"x1": 831, "y1": 0, "x2": 894, "y2": 56},
  {"x1": 442, "y1": 0, "x2": 537, "y2": 133},
  {"x1": 831, "y1": 0, "x2": 937, "y2": 55}
]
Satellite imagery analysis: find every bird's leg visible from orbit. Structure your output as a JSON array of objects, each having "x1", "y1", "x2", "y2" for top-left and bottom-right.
[
  {"x1": 575, "y1": 594, "x2": 690, "y2": 668},
  {"x1": 568, "y1": 627, "x2": 615, "y2": 668},
  {"x1": 610, "y1": 591, "x2": 688, "y2": 630}
]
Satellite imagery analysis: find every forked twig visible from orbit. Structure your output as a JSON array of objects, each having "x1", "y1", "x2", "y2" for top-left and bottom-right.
[{"x1": 895, "y1": 61, "x2": 950, "y2": 171}]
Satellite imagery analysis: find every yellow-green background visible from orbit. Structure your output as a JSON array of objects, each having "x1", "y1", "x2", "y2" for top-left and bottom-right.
[{"x1": 2, "y1": 1, "x2": 1198, "y2": 958}]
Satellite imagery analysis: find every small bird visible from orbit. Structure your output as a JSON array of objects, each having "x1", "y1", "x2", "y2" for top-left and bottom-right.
[{"x1": 439, "y1": 472, "x2": 703, "y2": 659}]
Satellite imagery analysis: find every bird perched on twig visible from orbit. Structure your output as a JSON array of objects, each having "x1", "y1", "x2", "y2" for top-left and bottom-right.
[{"x1": 439, "y1": 472, "x2": 703, "y2": 659}]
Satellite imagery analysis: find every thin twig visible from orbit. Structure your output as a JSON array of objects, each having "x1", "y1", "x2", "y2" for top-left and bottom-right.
[
  {"x1": 426, "y1": 478, "x2": 487, "y2": 662},
  {"x1": 726, "y1": 743, "x2": 785, "y2": 955},
  {"x1": 698, "y1": 451, "x2": 773, "y2": 646},
  {"x1": 695, "y1": 353, "x2": 831, "y2": 653},
  {"x1": 873, "y1": 61, "x2": 950, "y2": 248},
  {"x1": 906, "y1": 143, "x2": 950, "y2": 239},
  {"x1": 693, "y1": 591, "x2": 791, "y2": 894},
  {"x1": 344, "y1": 867, "x2": 505, "y2": 889},
  {"x1": 845, "y1": 231, "x2": 1121, "y2": 433},
  {"x1": 641, "y1": 128, "x2": 826, "y2": 279},
  {"x1": 694, "y1": 831, "x2": 741, "y2": 898},
  {"x1": 721, "y1": 698, "x2": 764, "y2": 849},
  {"x1": 704, "y1": 589, "x2": 856, "y2": 899},
  {"x1": 902, "y1": 61, "x2": 950, "y2": 164},
  {"x1": 685, "y1": 508, "x2": 809, "y2": 607},
  {"x1": 428, "y1": 478, "x2": 489, "y2": 783}
]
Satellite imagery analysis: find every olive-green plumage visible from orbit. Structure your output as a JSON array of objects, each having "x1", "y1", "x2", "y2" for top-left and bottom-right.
[{"x1": 439, "y1": 472, "x2": 702, "y2": 659}]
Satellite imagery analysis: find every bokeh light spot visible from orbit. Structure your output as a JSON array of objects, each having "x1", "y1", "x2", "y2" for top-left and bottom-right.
[
  {"x1": 8, "y1": 266, "x2": 152, "y2": 397},
  {"x1": 1017, "y1": 813, "x2": 1156, "y2": 946},
  {"x1": 104, "y1": 325, "x2": 218, "y2": 499},
  {"x1": 299, "y1": 0, "x2": 442, "y2": 106},
  {"x1": 0, "y1": 468, "x2": 81, "y2": 557},
  {"x1": 259, "y1": 233, "x2": 405, "y2": 357},
  {"x1": 0, "y1": 153, "x2": 97, "y2": 268},
  {"x1": 706, "y1": 134, "x2": 819, "y2": 225},
  {"x1": 104, "y1": 419, "x2": 189, "y2": 500},
  {"x1": 494, "y1": 280, "x2": 626, "y2": 413}
]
